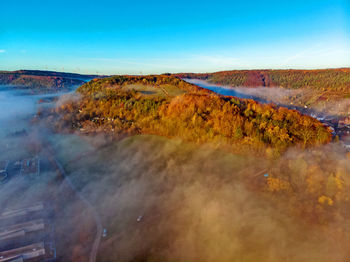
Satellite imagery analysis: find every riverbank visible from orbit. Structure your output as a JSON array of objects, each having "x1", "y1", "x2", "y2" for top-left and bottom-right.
[{"x1": 184, "y1": 79, "x2": 350, "y2": 148}]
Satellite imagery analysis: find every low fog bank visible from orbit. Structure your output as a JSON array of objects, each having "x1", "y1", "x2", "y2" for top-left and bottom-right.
[
  {"x1": 45, "y1": 87, "x2": 350, "y2": 262},
  {"x1": 0, "y1": 86, "x2": 70, "y2": 161},
  {"x1": 0, "y1": 86, "x2": 97, "y2": 261},
  {"x1": 0, "y1": 86, "x2": 73, "y2": 137},
  {"x1": 185, "y1": 79, "x2": 350, "y2": 118},
  {"x1": 1, "y1": 84, "x2": 350, "y2": 262},
  {"x1": 234, "y1": 87, "x2": 350, "y2": 118},
  {"x1": 55, "y1": 134, "x2": 350, "y2": 262},
  {"x1": 184, "y1": 79, "x2": 256, "y2": 100}
]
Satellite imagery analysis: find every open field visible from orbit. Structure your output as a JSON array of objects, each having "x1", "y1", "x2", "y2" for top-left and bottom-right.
[{"x1": 123, "y1": 83, "x2": 186, "y2": 98}]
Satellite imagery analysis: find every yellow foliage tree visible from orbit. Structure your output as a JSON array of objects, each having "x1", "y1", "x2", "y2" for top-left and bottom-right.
[
  {"x1": 318, "y1": 195, "x2": 334, "y2": 206},
  {"x1": 267, "y1": 177, "x2": 291, "y2": 192}
]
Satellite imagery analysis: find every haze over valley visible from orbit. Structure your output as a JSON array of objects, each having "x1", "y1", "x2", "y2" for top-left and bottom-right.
[
  {"x1": 1, "y1": 0, "x2": 350, "y2": 261},
  {"x1": 0, "y1": 68, "x2": 349, "y2": 262}
]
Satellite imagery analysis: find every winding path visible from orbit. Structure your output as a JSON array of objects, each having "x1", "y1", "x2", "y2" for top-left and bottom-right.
[{"x1": 44, "y1": 145, "x2": 103, "y2": 262}]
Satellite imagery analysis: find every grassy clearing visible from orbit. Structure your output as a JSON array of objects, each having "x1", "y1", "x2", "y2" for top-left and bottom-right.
[
  {"x1": 123, "y1": 83, "x2": 186, "y2": 98},
  {"x1": 161, "y1": 84, "x2": 187, "y2": 96},
  {"x1": 123, "y1": 84, "x2": 164, "y2": 97}
]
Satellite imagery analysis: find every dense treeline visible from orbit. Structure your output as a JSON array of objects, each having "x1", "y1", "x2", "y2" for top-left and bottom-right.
[
  {"x1": 262, "y1": 147, "x2": 350, "y2": 224},
  {"x1": 0, "y1": 70, "x2": 97, "y2": 91},
  {"x1": 78, "y1": 74, "x2": 209, "y2": 94},
  {"x1": 0, "y1": 69, "x2": 99, "y2": 79},
  {"x1": 176, "y1": 68, "x2": 350, "y2": 91},
  {"x1": 54, "y1": 75, "x2": 332, "y2": 155}
]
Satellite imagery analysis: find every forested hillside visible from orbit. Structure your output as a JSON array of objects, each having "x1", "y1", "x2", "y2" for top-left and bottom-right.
[
  {"x1": 54, "y1": 75, "x2": 332, "y2": 155},
  {"x1": 0, "y1": 70, "x2": 100, "y2": 91},
  {"x1": 176, "y1": 68, "x2": 350, "y2": 91}
]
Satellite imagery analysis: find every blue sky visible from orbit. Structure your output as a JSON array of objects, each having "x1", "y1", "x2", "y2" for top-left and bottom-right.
[{"x1": 1, "y1": 0, "x2": 349, "y2": 74}]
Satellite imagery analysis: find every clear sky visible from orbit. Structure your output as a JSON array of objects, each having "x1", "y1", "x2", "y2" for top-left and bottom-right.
[{"x1": 1, "y1": 0, "x2": 349, "y2": 74}]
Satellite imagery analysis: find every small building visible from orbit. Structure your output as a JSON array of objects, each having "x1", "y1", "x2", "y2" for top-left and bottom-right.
[
  {"x1": 0, "y1": 203, "x2": 44, "y2": 221},
  {"x1": 342, "y1": 134, "x2": 350, "y2": 151},
  {"x1": 344, "y1": 144, "x2": 350, "y2": 151},
  {"x1": 20, "y1": 157, "x2": 40, "y2": 177},
  {"x1": 2, "y1": 256, "x2": 24, "y2": 262},
  {"x1": 0, "y1": 202, "x2": 56, "y2": 262},
  {"x1": 0, "y1": 219, "x2": 45, "y2": 242},
  {"x1": 0, "y1": 161, "x2": 9, "y2": 182},
  {"x1": 0, "y1": 161, "x2": 9, "y2": 175},
  {"x1": 339, "y1": 117, "x2": 350, "y2": 129},
  {"x1": 0, "y1": 242, "x2": 45, "y2": 262}
]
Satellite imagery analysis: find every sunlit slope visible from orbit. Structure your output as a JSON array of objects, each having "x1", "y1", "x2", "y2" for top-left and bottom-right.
[
  {"x1": 54, "y1": 75, "x2": 332, "y2": 154},
  {"x1": 76, "y1": 74, "x2": 207, "y2": 96}
]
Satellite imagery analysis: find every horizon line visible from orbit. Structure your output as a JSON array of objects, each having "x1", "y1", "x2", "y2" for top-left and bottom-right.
[{"x1": 1, "y1": 67, "x2": 350, "y2": 76}]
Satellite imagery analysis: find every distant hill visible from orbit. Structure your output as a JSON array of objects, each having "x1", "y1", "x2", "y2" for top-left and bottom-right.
[
  {"x1": 0, "y1": 70, "x2": 103, "y2": 92},
  {"x1": 176, "y1": 68, "x2": 350, "y2": 91},
  {"x1": 176, "y1": 69, "x2": 350, "y2": 116},
  {"x1": 53, "y1": 74, "x2": 332, "y2": 155}
]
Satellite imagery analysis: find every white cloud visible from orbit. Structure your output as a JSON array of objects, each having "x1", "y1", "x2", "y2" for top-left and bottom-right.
[
  {"x1": 280, "y1": 41, "x2": 350, "y2": 68},
  {"x1": 0, "y1": 50, "x2": 5, "y2": 53},
  {"x1": 281, "y1": 44, "x2": 321, "y2": 66}
]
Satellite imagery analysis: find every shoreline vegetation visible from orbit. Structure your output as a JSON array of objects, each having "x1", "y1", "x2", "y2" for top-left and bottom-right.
[
  {"x1": 175, "y1": 69, "x2": 350, "y2": 115},
  {"x1": 175, "y1": 68, "x2": 350, "y2": 90}
]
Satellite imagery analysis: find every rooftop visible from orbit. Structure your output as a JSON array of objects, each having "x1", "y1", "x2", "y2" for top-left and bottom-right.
[
  {"x1": 0, "y1": 242, "x2": 45, "y2": 262},
  {"x1": 0, "y1": 203, "x2": 44, "y2": 221},
  {"x1": 0, "y1": 161, "x2": 9, "y2": 173},
  {"x1": 20, "y1": 158, "x2": 40, "y2": 177},
  {"x1": 0, "y1": 219, "x2": 45, "y2": 242}
]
